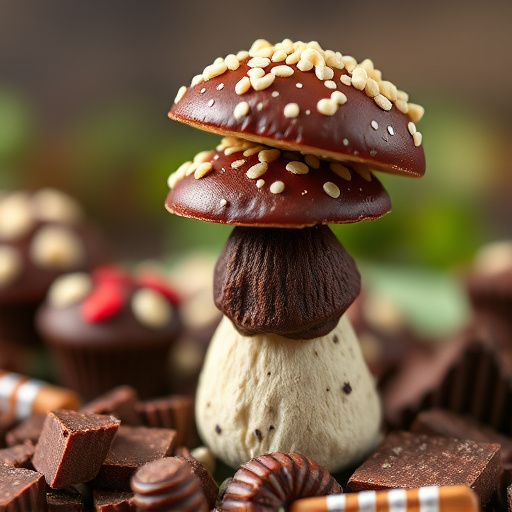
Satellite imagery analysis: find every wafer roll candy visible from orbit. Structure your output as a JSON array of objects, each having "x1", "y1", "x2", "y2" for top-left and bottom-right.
[
  {"x1": 288, "y1": 485, "x2": 480, "y2": 512},
  {"x1": 0, "y1": 369, "x2": 81, "y2": 420}
]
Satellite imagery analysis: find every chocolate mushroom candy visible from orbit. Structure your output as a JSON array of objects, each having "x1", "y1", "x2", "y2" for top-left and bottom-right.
[{"x1": 170, "y1": 39, "x2": 425, "y2": 177}]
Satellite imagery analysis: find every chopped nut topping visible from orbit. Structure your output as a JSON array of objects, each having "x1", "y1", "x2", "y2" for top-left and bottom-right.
[
  {"x1": 304, "y1": 154, "x2": 320, "y2": 169},
  {"x1": 408, "y1": 121, "x2": 417, "y2": 135},
  {"x1": 246, "y1": 162, "x2": 268, "y2": 179},
  {"x1": 271, "y1": 50, "x2": 288, "y2": 62},
  {"x1": 408, "y1": 103, "x2": 425, "y2": 123},
  {"x1": 330, "y1": 163, "x2": 351, "y2": 180},
  {"x1": 330, "y1": 91, "x2": 347, "y2": 105},
  {"x1": 380, "y1": 80, "x2": 398, "y2": 102},
  {"x1": 175, "y1": 86, "x2": 187, "y2": 103},
  {"x1": 286, "y1": 161, "x2": 309, "y2": 174},
  {"x1": 374, "y1": 94, "x2": 392, "y2": 111},
  {"x1": 323, "y1": 182, "x2": 341, "y2": 198},
  {"x1": 233, "y1": 101, "x2": 250, "y2": 120},
  {"x1": 235, "y1": 76, "x2": 251, "y2": 95},
  {"x1": 203, "y1": 61, "x2": 227, "y2": 80},
  {"x1": 247, "y1": 57, "x2": 271, "y2": 68},
  {"x1": 48, "y1": 272, "x2": 92, "y2": 308},
  {"x1": 413, "y1": 132, "x2": 423, "y2": 146},
  {"x1": 194, "y1": 162, "x2": 213, "y2": 179},
  {"x1": 243, "y1": 145, "x2": 265, "y2": 157},
  {"x1": 270, "y1": 181, "x2": 285, "y2": 194},
  {"x1": 324, "y1": 80, "x2": 337, "y2": 89},
  {"x1": 224, "y1": 54, "x2": 240, "y2": 71},
  {"x1": 247, "y1": 67, "x2": 265, "y2": 79},
  {"x1": 256, "y1": 179, "x2": 265, "y2": 189},
  {"x1": 317, "y1": 98, "x2": 337, "y2": 116},
  {"x1": 258, "y1": 149, "x2": 281, "y2": 163},
  {"x1": 351, "y1": 67, "x2": 368, "y2": 90},
  {"x1": 271, "y1": 65, "x2": 294, "y2": 77},
  {"x1": 250, "y1": 73, "x2": 275, "y2": 91},
  {"x1": 283, "y1": 103, "x2": 300, "y2": 118},
  {"x1": 340, "y1": 74, "x2": 352, "y2": 86},
  {"x1": 365, "y1": 79, "x2": 379, "y2": 98},
  {"x1": 231, "y1": 159, "x2": 245, "y2": 169},
  {"x1": 355, "y1": 166, "x2": 372, "y2": 181}
]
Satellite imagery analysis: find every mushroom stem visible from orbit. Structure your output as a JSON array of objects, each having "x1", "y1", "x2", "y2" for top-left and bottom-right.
[
  {"x1": 214, "y1": 225, "x2": 360, "y2": 339},
  {"x1": 195, "y1": 314, "x2": 381, "y2": 471}
]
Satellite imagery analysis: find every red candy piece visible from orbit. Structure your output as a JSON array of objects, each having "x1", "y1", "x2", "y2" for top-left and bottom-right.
[
  {"x1": 136, "y1": 273, "x2": 181, "y2": 306},
  {"x1": 93, "y1": 266, "x2": 131, "y2": 286},
  {"x1": 81, "y1": 283, "x2": 124, "y2": 323}
]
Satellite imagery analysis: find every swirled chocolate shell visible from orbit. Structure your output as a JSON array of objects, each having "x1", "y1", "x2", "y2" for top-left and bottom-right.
[
  {"x1": 166, "y1": 137, "x2": 391, "y2": 228},
  {"x1": 170, "y1": 39, "x2": 425, "y2": 177}
]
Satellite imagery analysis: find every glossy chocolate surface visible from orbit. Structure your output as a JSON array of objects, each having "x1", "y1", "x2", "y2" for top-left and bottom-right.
[
  {"x1": 170, "y1": 60, "x2": 425, "y2": 177},
  {"x1": 166, "y1": 146, "x2": 391, "y2": 228}
]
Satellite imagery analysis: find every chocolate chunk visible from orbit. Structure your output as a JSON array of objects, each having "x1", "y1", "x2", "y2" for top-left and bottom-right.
[
  {"x1": 131, "y1": 457, "x2": 208, "y2": 511},
  {"x1": 46, "y1": 488, "x2": 84, "y2": 511},
  {"x1": 411, "y1": 408, "x2": 512, "y2": 464},
  {"x1": 214, "y1": 225, "x2": 360, "y2": 339},
  {"x1": 347, "y1": 431, "x2": 501, "y2": 506},
  {"x1": 0, "y1": 464, "x2": 47, "y2": 511},
  {"x1": 91, "y1": 425, "x2": 176, "y2": 491},
  {"x1": 381, "y1": 327, "x2": 512, "y2": 432},
  {"x1": 136, "y1": 395, "x2": 195, "y2": 447},
  {"x1": 176, "y1": 449, "x2": 218, "y2": 510},
  {"x1": 0, "y1": 440, "x2": 35, "y2": 468},
  {"x1": 6, "y1": 413, "x2": 46, "y2": 447},
  {"x1": 93, "y1": 490, "x2": 136, "y2": 511},
  {"x1": 80, "y1": 386, "x2": 141, "y2": 426},
  {"x1": 32, "y1": 410, "x2": 120, "y2": 489}
]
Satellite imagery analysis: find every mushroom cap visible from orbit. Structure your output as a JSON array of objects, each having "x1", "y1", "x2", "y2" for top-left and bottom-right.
[
  {"x1": 166, "y1": 137, "x2": 391, "y2": 228},
  {"x1": 169, "y1": 39, "x2": 425, "y2": 177}
]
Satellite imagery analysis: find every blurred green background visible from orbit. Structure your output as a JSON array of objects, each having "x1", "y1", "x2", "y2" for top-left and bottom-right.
[{"x1": 1, "y1": 0, "x2": 511, "y2": 336}]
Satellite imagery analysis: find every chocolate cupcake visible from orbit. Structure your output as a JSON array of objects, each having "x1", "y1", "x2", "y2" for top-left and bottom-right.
[
  {"x1": 36, "y1": 265, "x2": 181, "y2": 400},
  {"x1": 0, "y1": 189, "x2": 107, "y2": 371}
]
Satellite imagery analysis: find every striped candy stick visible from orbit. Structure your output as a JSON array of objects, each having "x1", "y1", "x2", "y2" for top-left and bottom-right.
[{"x1": 288, "y1": 485, "x2": 480, "y2": 512}]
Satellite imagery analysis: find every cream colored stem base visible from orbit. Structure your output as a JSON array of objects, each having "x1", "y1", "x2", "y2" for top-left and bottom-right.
[{"x1": 195, "y1": 314, "x2": 381, "y2": 472}]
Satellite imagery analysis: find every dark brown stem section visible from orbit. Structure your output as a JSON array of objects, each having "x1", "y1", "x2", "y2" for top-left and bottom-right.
[{"x1": 214, "y1": 225, "x2": 360, "y2": 340}]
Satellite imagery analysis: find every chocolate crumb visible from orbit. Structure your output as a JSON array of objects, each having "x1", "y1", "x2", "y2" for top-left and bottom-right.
[
  {"x1": 269, "y1": 425, "x2": 275, "y2": 431},
  {"x1": 326, "y1": 388, "x2": 330, "y2": 392},
  {"x1": 215, "y1": 425, "x2": 222, "y2": 434},
  {"x1": 342, "y1": 382, "x2": 352, "y2": 394},
  {"x1": 255, "y1": 429, "x2": 263, "y2": 442},
  {"x1": 333, "y1": 335, "x2": 339, "y2": 344},
  {"x1": 267, "y1": 372, "x2": 271, "y2": 376},
  {"x1": 314, "y1": 351, "x2": 318, "y2": 356}
]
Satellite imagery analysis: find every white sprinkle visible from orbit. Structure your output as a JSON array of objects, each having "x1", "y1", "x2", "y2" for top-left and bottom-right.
[
  {"x1": 235, "y1": 76, "x2": 251, "y2": 95},
  {"x1": 257, "y1": 102, "x2": 264, "y2": 111},
  {"x1": 270, "y1": 181, "x2": 285, "y2": 194},
  {"x1": 283, "y1": 103, "x2": 300, "y2": 118},
  {"x1": 256, "y1": 179, "x2": 265, "y2": 189},
  {"x1": 246, "y1": 162, "x2": 268, "y2": 179},
  {"x1": 231, "y1": 159, "x2": 245, "y2": 169},
  {"x1": 387, "y1": 125, "x2": 395, "y2": 136},
  {"x1": 305, "y1": 109, "x2": 311, "y2": 115},
  {"x1": 220, "y1": 199, "x2": 227, "y2": 207},
  {"x1": 207, "y1": 99, "x2": 215, "y2": 107},
  {"x1": 317, "y1": 98, "x2": 337, "y2": 116},
  {"x1": 408, "y1": 122, "x2": 417, "y2": 135},
  {"x1": 243, "y1": 146, "x2": 265, "y2": 157},
  {"x1": 234, "y1": 101, "x2": 250, "y2": 120},
  {"x1": 251, "y1": 73, "x2": 275, "y2": 91},
  {"x1": 194, "y1": 162, "x2": 213, "y2": 179},
  {"x1": 258, "y1": 149, "x2": 281, "y2": 163},
  {"x1": 324, "y1": 80, "x2": 337, "y2": 89},
  {"x1": 371, "y1": 120, "x2": 379, "y2": 130},
  {"x1": 323, "y1": 182, "x2": 341, "y2": 198},
  {"x1": 224, "y1": 54, "x2": 240, "y2": 70},
  {"x1": 200, "y1": 88, "x2": 206, "y2": 94},
  {"x1": 216, "y1": 83, "x2": 225, "y2": 91},
  {"x1": 247, "y1": 57, "x2": 271, "y2": 68},
  {"x1": 175, "y1": 86, "x2": 187, "y2": 104},
  {"x1": 271, "y1": 65, "x2": 294, "y2": 77},
  {"x1": 296, "y1": 83, "x2": 303, "y2": 88},
  {"x1": 304, "y1": 155, "x2": 320, "y2": 169},
  {"x1": 330, "y1": 163, "x2": 351, "y2": 180},
  {"x1": 213, "y1": 154, "x2": 219, "y2": 160},
  {"x1": 286, "y1": 161, "x2": 309, "y2": 175},
  {"x1": 271, "y1": 91, "x2": 279, "y2": 97},
  {"x1": 301, "y1": 190, "x2": 308, "y2": 195},
  {"x1": 340, "y1": 74, "x2": 352, "y2": 86},
  {"x1": 343, "y1": 138, "x2": 349, "y2": 146}
]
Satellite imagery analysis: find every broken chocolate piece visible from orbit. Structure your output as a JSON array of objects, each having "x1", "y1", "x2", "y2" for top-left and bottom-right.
[
  {"x1": 0, "y1": 440, "x2": 34, "y2": 468},
  {"x1": 46, "y1": 488, "x2": 84, "y2": 511},
  {"x1": 93, "y1": 490, "x2": 136, "y2": 512},
  {"x1": 218, "y1": 452, "x2": 342, "y2": 511},
  {"x1": 32, "y1": 410, "x2": 120, "y2": 489},
  {"x1": 347, "y1": 431, "x2": 501, "y2": 506},
  {"x1": 91, "y1": 425, "x2": 176, "y2": 492},
  {"x1": 0, "y1": 464, "x2": 47, "y2": 511},
  {"x1": 136, "y1": 394, "x2": 195, "y2": 447},
  {"x1": 411, "y1": 408, "x2": 512, "y2": 464},
  {"x1": 176, "y1": 448, "x2": 218, "y2": 510},
  {"x1": 80, "y1": 385, "x2": 141, "y2": 426},
  {"x1": 214, "y1": 225, "x2": 360, "y2": 339},
  {"x1": 131, "y1": 456, "x2": 208, "y2": 511},
  {"x1": 6, "y1": 413, "x2": 46, "y2": 447}
]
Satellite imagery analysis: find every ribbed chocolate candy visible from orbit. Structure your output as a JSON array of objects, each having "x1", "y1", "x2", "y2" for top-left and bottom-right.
[
  {"x1": 131, "y1": 457, "x2": 208, "y2": 511},
  {"x1": 217, "y1": 452, "x2": 342, "y2": 511},
  {"x1": 214, "y1": 225, "x2": 360, "y2": 339}
]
